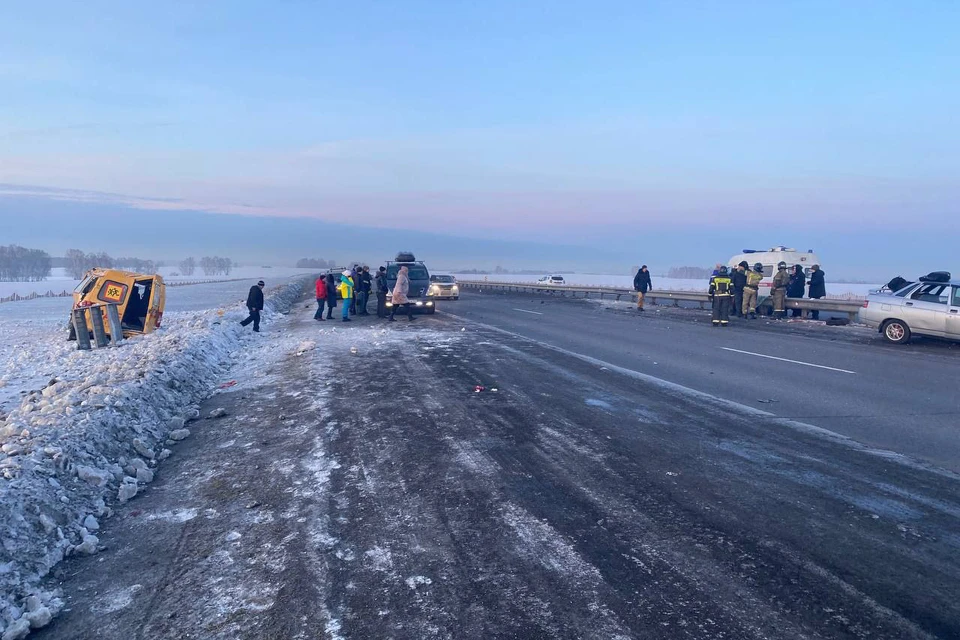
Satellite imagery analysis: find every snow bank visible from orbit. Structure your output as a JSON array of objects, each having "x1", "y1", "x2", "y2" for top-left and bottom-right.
[{"x1": 0, "y1": 278, "x2": 309, "y2": 638}]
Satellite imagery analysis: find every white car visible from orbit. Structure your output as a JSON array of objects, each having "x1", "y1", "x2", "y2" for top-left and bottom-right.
[
  {"x1": 428, "y1": 274, "x2": 460, "y2": 300},
  {"x1": 537, "y1": 275, "x2": 566, "y2": 286},
  {"x1": 859, "y1": 273, "x2": 960, "y2": 344}
]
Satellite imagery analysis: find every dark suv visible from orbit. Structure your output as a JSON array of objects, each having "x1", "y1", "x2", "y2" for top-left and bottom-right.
[{"x1": 385, "y1": 252, "x2": 436, "y2": 315}]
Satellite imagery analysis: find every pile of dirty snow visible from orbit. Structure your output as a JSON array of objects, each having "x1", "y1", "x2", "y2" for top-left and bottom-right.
[{"x1": 0, "y1": 279, "x2": 308, "y2": 639}]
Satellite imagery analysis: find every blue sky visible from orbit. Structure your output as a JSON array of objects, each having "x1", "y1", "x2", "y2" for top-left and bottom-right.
[{"x1": 0, "y1": 1, "x2": 957, "y2": 274}]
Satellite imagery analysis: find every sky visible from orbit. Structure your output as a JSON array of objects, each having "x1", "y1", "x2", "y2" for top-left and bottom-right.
[{"x1": 1, "y1": 1, "x2": 957, "y2": 278}]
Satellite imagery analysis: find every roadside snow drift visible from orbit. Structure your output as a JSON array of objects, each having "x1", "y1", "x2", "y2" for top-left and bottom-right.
[{"x1": 0, "y1": 278, "x2": 309, "y2": 639}]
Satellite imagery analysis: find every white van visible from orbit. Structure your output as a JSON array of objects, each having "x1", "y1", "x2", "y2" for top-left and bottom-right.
[{"x1": 727, "y1": 246, "x2": 822, "y2": 296}]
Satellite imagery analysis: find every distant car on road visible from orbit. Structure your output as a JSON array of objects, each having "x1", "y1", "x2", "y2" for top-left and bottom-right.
[
  {"x1": 428, "y1": 275, "x2": 459, "y2": 300},
  {"x1": 859, "y1": 272, "x2": 960, "y2": 344},
  {"x1": 537, "y1": 275, "x2": 566, "y2": 286}
]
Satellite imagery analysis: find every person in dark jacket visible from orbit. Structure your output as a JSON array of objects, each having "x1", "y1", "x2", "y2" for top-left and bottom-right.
[
  {"x1": 349, "y1": 265, "x2": 359, "y2": 315},
  {"x1": 375, "y1": 266, "x2": 389, "y2": 318},
  {"x1": 731, "y1": 261, "x2": 748, "y2": 317},
  {"x1": 787, "y1": 264, "x2": 806, "y2": 317},
  {"x1": 240, "y1": 280, "x2": 265, "y2": 332},
  {"x1": 633, "y1": 265, "x2": 652, "y2": 312},
  {"x1": 357, "y1": 266, "x2": 373, "y2": 315},
  {"x1": 808, "y1": 265, "x2": 826, "y2": 320},
  {"x1": 324, "y1": 272, "x2": 337, "y2": 319}
]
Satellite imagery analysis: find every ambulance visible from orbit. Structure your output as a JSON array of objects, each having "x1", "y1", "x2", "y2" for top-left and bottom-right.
[{"x1": 726, "y1": 246, "x2": 822, "y2": 298}]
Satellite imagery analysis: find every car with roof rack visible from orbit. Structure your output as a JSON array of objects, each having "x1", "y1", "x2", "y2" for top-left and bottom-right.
[
  {"x1": 859, "y1": 271, "x2": 960, "y2": 344},
  {"x1": 385, "y1": 252, "x2": 436, "y2": 315}
]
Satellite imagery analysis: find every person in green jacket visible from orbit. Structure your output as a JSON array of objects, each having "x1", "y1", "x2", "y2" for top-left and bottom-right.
[{"x1": 338, "y1": 270, "x2": 354, "y2": 322}]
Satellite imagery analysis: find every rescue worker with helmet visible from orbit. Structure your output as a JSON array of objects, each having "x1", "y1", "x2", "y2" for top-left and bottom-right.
[
  {"x1": 743, "y1": 263, "x2": 763, "y2": 319},
  {"x1": 731, "y1": 261, "x2": 748, "y2": 317},
  {"x1": 772, "y1": 261, "x2": 790, "y2": 319},
  {"x1": 708, "y1": 266, "x2": 734, "y2": 327}
]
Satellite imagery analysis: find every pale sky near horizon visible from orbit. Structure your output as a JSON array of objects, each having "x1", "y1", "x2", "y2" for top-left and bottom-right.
[{"x1": 1, "y1": 1, "x2": 957, "y2": 250}]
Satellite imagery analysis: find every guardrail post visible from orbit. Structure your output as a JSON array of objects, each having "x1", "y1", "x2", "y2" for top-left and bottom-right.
[
  {"x1": 105, "y1": 303, "x2": 124, "y2": 345},
  {"x1": 89, "y1": 307, "x2": 109, "y2": 348},
  {"x1": 72, "y1": 309, "x2": 92, "y2": 351}
]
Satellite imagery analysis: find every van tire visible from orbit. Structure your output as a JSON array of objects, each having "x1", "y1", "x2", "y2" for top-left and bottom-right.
[{"x1": 882, "y1": 319, "x2": 911, "y2": 344}]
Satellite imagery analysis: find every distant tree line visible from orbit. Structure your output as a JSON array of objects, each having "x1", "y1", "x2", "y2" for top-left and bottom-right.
[
  {"x1": 296, "y1": 258, "x2": 339, "y2": 269},
  {"x1": 199, "y1": 256, "x2": 233, "y2": 276},
  {"x1": 115, "y1": 257, "x2": 159, "y2": 273},
  {"x1": 64, "y1": 249, "x2": 116, "y2": 279},
  {"x1": 0, "y1": 245, "x2": 52, "y2": 282},
  {"x1": 667, "y1": 266, "x2": 713, "y2": 279}
]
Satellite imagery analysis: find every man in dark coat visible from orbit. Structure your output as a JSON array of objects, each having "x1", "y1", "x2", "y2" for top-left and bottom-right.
[
  {"x1": 731, "y1": 261, "x2": 748, "y2": 317},
  {"x1": 808, "y1": 265, "x2": 826, "y2": 320},
  {"x1": 633, "y1": 265, "x2": 652, "y2": 312},
  {"x1": 787, "y1": 264, "x2": 806, "y2": 317},
  {"x1": 357, "y1": 266, "x2": 373, "y2": 315},
  {"x1": 240, "y1": 280, "x2": 265, "y2": 332},
  {"x1": 375, "y1": 266, "x2": 389, "y2": 318}
]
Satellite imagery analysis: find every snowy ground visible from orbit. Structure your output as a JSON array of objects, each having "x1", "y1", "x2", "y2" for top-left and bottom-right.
[
  {"x1": 0, "y1": 277, "x2": 310, "y2": 639},
  {"x1": 451, "y1": 273, "x2": 882, "y2": 299},
  {"x1": 0, "y1": 266, "x2": 319, "y2": 299}
]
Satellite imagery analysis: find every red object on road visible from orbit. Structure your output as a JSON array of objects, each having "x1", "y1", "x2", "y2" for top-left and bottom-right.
[
  {"x1": 219, "y1": 380, "x2": 237, "y2": 389},
  {"x1": 474, "y1": 385, "x2": 485, "y2": 393}
]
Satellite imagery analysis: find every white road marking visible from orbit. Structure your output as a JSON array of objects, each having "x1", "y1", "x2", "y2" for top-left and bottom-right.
[
  {"x1": 513, "y1": 308, "x2": 544, "y2": 315},
  {"x1": 720, "y1": 347, "x2": 856, "y2": 374}
]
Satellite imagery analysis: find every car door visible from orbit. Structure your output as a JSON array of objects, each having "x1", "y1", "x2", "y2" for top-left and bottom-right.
[
  {"x1": 903, "y1": 283, "x2": 950, "y2": 336},
  {"x1": 948, "y1": 286, "x2": 960, "y2": 339}
]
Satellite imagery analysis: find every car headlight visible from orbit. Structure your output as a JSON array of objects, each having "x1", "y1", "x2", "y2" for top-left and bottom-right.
[
  {"x1": 415, "y1": 301, "x2": 423, "y2": 306},
  {"x1": 426, "y1": 301, "x2": 433, "y2": 306},
  {"x1": 451, "y1": 285, "x2": 459, "y2": 292}
]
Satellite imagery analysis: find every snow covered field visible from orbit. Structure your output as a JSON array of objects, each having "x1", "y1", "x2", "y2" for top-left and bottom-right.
[
  {"x1": 451, "y1": 273, "x2": 881, "y2": 299},
  {"x1": 0, "y1": 278, "x2": 310, "y2": 638},
  {"x1": 0, "y1": 266, "x2": 319, "y2": 299}
]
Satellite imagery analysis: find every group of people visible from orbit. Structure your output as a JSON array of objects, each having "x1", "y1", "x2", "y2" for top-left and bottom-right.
[
  {"x1": 631, "y1": 262, "x2": 827, "y2": 328},
  {"x1": 239, "y1": 262, "x2": 421, "y2": 333},
  {"x1": 708, "y1": 261, "x2": 827, "y2": 326},
  {"x1": 313, "y1": 264, "x2": 417, "y2": 323}
]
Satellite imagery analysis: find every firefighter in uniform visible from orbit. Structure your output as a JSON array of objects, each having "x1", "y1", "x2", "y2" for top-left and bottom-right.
[
  {"x1": 743, "y1": 263, "x2": 763, "y2": 319},
  {"x1": 708, "y1": 265, "x2": 734, "y2": 327},
  {"x1": 772, "y1": 261, "x2": 790, "y2": 319}
]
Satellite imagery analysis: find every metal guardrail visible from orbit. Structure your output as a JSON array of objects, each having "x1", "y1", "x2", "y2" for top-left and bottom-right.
[{"x1": 456, "y1": 280, "x2": 864, "y2": 321}]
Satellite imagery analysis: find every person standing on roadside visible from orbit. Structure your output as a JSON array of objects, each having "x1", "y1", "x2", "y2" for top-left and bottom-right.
[
  {"x1": 772, "y1": 261, "x2": 790, "y2": 320},
  {"x1": 743, "y1": 263, "x2": 763, "y2": 319},
  {"x1": 240, "y1": 280, "x2": 265, "y2": 332},
  {"x1": 633, "y1": 265, "x2": 652, "y2": 312},
  {"x1": 314, "y1": 275, "x2": 327, "y2": 321},
  {"x1": 808, "y1": 264, "x2": 826, "y2": 320},
  {"x1": 787, "y1": 264, "x2": 805, "y2": 317},
  {"x1": 339, "y1": 270, "x2": 354, "y2": 322},
  {"x1": 357, "y1": 266, "x2": 373, "y2": 315},
  {"x1": 349, "y1": 265, "x2": 360, "y2": 315},
  {"x1": 708, "y1": 266, "x2": 734, "y2": 327},
  {"x1": 375, "y1": 266, "x2": 389, "y2": 318},
  {"x1": 389, "y1": 265, "x2": 415, "y2": 322},
  {"x1": 324, "y1": 272, "x2": 337, "y2": 319},
  {"x1": 732, "y1": 261, "x2": 748, "y2": 317}
]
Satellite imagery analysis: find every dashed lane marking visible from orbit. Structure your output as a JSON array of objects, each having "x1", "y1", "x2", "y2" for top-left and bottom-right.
[{"x1": 720, "y1": 347, "x2": 856, "y2": 374}]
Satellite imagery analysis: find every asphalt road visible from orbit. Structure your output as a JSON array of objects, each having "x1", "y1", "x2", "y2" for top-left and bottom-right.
[
  {"x1": 443, "y1": 290, "x2": 960, "y2": 473},
  {"x1": 34, "y1": 294, "x2": 960, "y2": 639}
]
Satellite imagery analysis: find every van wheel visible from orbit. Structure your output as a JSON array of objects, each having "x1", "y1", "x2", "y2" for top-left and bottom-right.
[{"x1": 882, "y1": 319, "x2": 911, "y2": 344}]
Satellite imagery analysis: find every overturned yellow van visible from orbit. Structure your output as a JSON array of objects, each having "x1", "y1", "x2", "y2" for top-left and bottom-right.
[{"x1": 68, "y1": 269, "x2": 166, "y2": 340}]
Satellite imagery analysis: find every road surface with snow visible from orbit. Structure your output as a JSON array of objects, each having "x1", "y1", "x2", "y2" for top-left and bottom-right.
[{"x1": 31, "y1": 291, "x2": 960, "y2": 639}]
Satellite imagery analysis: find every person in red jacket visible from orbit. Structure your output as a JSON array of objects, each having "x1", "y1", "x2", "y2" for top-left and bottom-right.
[{"x1": 314, "y1": 276, "x2": 328, "y2": 321}]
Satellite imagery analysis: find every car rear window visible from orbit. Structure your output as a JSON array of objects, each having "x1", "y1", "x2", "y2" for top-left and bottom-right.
[{"x1": 388, "y1": 265, "x2": 429, "y2": 280}]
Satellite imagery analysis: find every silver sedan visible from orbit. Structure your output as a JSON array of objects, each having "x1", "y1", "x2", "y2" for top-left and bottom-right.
[{"x1": 860, "y1": 278, "x2": 960, "y2": 344}]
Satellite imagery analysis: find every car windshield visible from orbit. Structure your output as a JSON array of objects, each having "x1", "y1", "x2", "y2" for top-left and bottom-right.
[{"x1": 431, "y1": 275, "x2": 455, "y2": 283}]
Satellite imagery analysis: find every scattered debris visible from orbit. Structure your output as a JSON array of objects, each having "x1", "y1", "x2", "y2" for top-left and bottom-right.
[
  {"x1": 474, "y1": 385, "x2": 485, "y2": 393},
  {"x1": 218, "y1": 380, "x2": 238, "y2": 389},
  {"x1": 208, "y1": 407, "x2": 228, "y2": 419}
]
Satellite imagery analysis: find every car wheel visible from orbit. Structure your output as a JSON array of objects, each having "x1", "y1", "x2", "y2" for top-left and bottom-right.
[
  {"x1": 454, "y1": 296, "x2": 459, "y2": 300},
  {"x1": 426, "y1": 306, "x2": 436, "y2": 314},
  {"x1": 882, "y1": 319, "x2": 911, "y2": 344}
]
